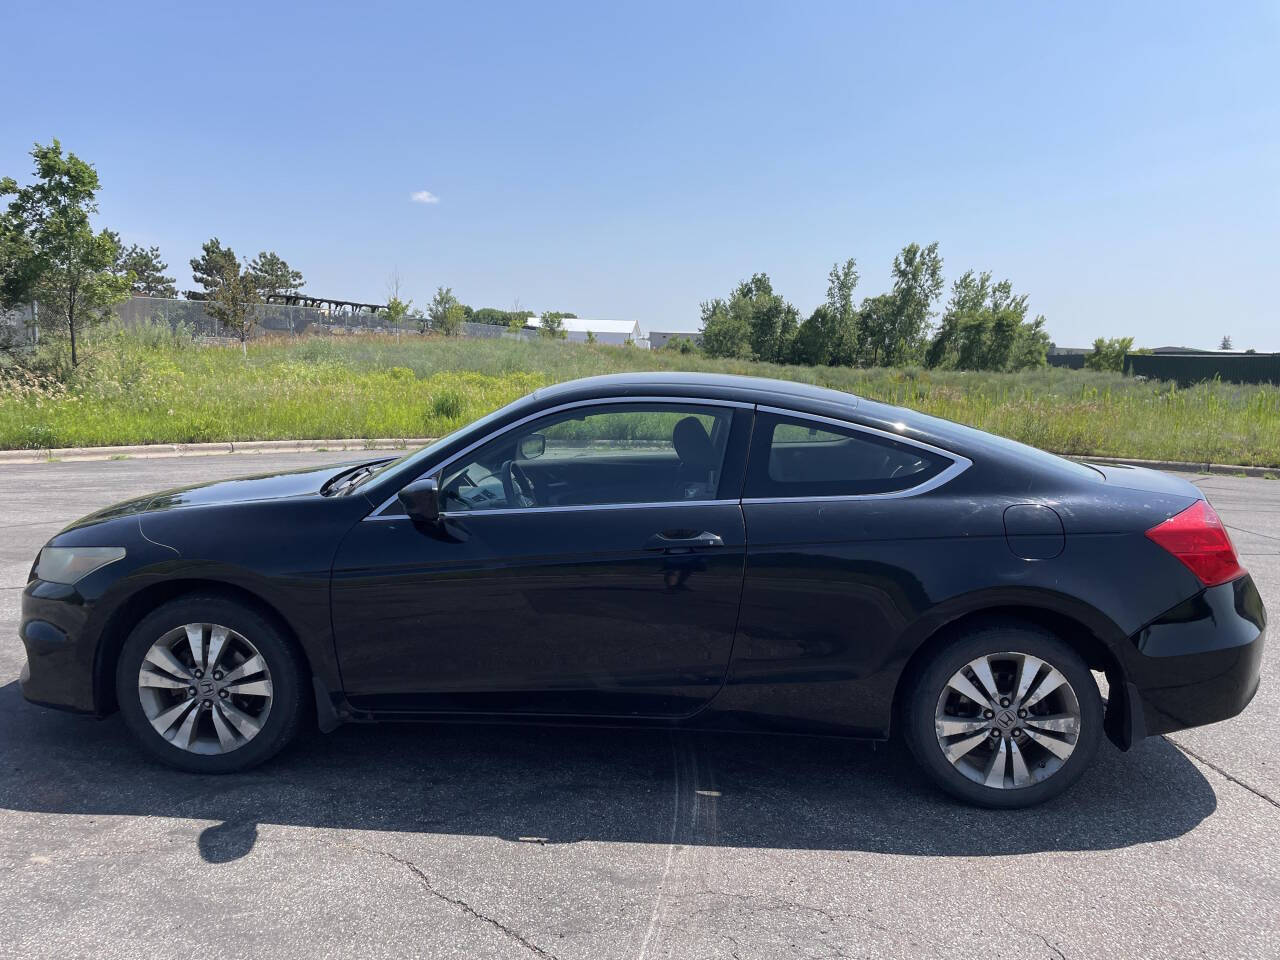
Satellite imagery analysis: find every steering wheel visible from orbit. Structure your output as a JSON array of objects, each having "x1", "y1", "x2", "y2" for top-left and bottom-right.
[{"x1": 500, "y1": 460, "x2": 538, "y2": 508}]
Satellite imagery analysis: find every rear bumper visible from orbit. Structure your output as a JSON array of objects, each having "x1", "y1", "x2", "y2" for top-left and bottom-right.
[{"x1": 1128, "y1": 575, "x2": 1267, "y2": 737}]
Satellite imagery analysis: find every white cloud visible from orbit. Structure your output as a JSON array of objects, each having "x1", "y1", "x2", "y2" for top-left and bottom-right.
[{"x1": 410, "y1": 190, "x2": 440, "y2": 205}]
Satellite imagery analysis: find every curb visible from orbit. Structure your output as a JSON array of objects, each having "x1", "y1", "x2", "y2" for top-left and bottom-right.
[
  {"x1": 0, "y1": 440, "x2": 1275, "y2": 477},
  {"x1": 0, "y1": 438, "x2": 435, "y2": 465}
]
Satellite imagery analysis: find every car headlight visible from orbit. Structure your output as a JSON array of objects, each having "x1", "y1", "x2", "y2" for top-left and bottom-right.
[{"x1": 35, "y1": 546, "x2": 126, "y2": 584}]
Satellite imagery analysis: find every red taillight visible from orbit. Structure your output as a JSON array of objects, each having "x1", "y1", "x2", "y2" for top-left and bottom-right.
[{"x1": 1145, "y1": 500, "x2": 1245, "y2": 588}]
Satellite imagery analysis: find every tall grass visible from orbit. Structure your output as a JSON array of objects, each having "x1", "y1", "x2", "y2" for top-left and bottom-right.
[{"x1": 2, "y1": 325, "x2": 1277, "y2": 465}]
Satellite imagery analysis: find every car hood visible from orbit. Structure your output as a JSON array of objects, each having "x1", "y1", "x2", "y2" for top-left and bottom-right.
[{"x1": 61, "y1": 461, "x2": 368, "y2": 532}]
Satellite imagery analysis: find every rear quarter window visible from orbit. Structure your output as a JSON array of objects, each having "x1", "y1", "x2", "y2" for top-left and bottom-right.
[{"x1": 745, "y1": 413, "x2": 954, "y2": 498}]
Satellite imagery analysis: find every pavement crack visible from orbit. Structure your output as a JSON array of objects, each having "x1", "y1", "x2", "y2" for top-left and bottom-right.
[
  {"x1": 366, "y1": 846, "x2": 561, "y2": 960},
  {"x1": 1168, "y1": 739, "x2": 1280, "y2": 809},
  {"x1": 1036, "y1": 932, "x2": 1067, "y2": 960}
]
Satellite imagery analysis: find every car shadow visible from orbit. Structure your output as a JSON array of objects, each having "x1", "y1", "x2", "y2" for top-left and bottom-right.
[{"x1": 0, "y1": 681, "x2": 1217, "y2": 864}]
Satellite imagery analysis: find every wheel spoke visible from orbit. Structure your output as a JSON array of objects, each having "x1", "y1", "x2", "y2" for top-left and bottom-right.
[
  {"x1": 172, "y1": 703, "x2": 203, "y2": 748},
  {"x1": 138, "y1": 668, "x2": 190, "y2": 691},
  {"x1": 220, "y1": 654, "x2": 265, "y2": 685},
  {"x1": 225, "y1": 678, "x2": 273, "y2": 698},
  {"x1": 1013, "y1": 655, "x2": 1044, "y2": 705},
  {"x1": 942, "y1": 730, "x2": 990, "y2": 764},
  {"x1": 184, "y1": 624, "x2": 206, "y2": 671},
  {"x1": 946, "y1": 672, "x2": 993, "y2": 708},
  {"x1": 206, "y1": 625, "x2": 230, "y2": 673},
  {"x1": 967, "y1": 656, "x2": 1001, "y2": 702},
  {"x1": 144, "y1": 645, "x2": 192, "y2": 681},
  {"x1": 1009, "y1": 738, "x2": 1032, "y2": 787},
  {"x1": 1024, "y1": 713, "x2": 1079, "y2": 736},
  {"x1": 149, "y1": 698, "x2": 196, "y2": 736},
  {"x1": 217, "y1": 700, "x2": 262, "y2": 739},
  {"x1": 1022, "y1": 667, "x2": 1068, "y2": 709},
  {"x1": 211, "y1": 703, "x2": 239, "y2": 752},
  {"x1": 936, "y1": 716, "x2": 988, "y2": 736},
  {"x1": 982, "y1": 737, "x2": 1008, "y2": 787},
  {"x1": 1022, "y1": 726, "x2": 1075, "y2": 760}
]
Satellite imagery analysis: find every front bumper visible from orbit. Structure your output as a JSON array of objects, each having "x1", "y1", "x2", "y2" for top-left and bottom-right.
[
  {"x1": 1128, "y1": 575, "x2": 1267, "y2": 737},
  {"x1": 19, "y1": 579, "x2": 100, "y2": 714}
]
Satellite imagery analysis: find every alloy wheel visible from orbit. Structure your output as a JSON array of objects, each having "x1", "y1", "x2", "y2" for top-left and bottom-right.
[
  {"x1": 934, "y1": 651, "x2": 1082, "y2": 789},
  {"x1": 136, "y1": 622, "x2": 274, "y2": 755}
]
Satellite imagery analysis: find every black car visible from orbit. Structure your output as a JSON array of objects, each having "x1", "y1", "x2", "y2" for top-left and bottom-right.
[{"x1": 19, "y1": 373, "x2": 1266, "y2": 807}]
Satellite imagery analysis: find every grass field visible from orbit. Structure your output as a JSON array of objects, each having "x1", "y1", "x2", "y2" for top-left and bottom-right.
[{"x1": 2, "y1": 325, "x2": 1278, "y2": 465}]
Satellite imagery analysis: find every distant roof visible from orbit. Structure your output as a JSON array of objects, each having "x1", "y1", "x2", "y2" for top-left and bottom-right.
[{"x1": 1150, "y1": 345, "x2": 1212, "y2": 354}]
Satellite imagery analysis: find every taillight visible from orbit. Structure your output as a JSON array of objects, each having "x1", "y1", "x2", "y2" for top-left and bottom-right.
[{"x1": 1145, "y1": 500, "x2": 1245, "y2": 588}]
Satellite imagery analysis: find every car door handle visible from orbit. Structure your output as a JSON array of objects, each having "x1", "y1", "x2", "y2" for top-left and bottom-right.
[{"x1": 644, "y1": 530, "x2": 725, "y2": 550}]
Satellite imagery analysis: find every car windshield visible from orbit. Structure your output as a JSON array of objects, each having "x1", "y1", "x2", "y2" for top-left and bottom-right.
[{"x1": 349, "y1": 394, "x2": 539, "y2": 492}]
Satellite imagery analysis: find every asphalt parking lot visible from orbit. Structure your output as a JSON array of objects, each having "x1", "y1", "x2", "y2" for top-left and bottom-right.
[{"x1": 1, "y1": 453, "x2": 1276, "y2": 960}]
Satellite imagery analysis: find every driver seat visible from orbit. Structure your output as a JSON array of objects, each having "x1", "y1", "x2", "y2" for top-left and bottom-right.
[{"x1": 672, "y1": 416, "x2": 720, "y2": 500}]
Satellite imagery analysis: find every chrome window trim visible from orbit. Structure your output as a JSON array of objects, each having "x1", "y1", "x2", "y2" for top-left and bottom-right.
[
  {"x1": 365, "y1": 499, "x2": 731, "y2": 522},
  {"x1": 365, "y1": 395, "x2": 751, "y2": 519},
  {"x1": 742, "y1": 405, "x2": 972, "y2": 504}
]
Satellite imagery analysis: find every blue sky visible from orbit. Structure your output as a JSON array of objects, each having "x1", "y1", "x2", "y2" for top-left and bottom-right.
[{"x1": 4, "y1": 1, "x2": 1277, "y2": 348}]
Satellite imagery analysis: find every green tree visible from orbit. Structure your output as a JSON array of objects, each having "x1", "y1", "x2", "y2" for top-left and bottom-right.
[
  {"x1": 585, "y1": 330, "x2": 597, "y2": 345},
  {"x1": 538, "y1": 311, "x2": 568, "y2": 339},
  {"x1": 881, "y1": 242, "x2": 944, "y2": 366},
  {"x1": 927, "y1": 271, "x2": 1048, "y2": 372},
  {"x1": 1084, "y1": 336, "x2": 1134, "y2": 372},
  {"x1": 1220, "y1": 335, "x2": 1233, "y2": 350},
  {"x1": 699, "y1": 297, "x2": 751, "y2": 358},
  {"x1": 506, "y1": 310, "x2": 528, "y2": 334},
  {"x1": 206, "y1": 262, "x2": 262, "y2": 354},
  {"x1": 246, "y1": 251, "x2": 304, "y2": 300},
  {"x1": 428, "y1": 286, "x2": 462, "y2": 335},
  {"x1": 0, "y1": 139, "x2": 131, "y2": 367},
  {"x1": 116, "y1": 243, "x2": 177, "y2": 297},
  {"x1": 187, "y1": 238, "x2": 238, "y2": 300}
]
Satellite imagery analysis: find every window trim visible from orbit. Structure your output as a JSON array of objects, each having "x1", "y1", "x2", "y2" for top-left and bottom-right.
[
  {"x1": 741, "y1": 405, "x2": 972, "y2": 504},
  {"x1": 365, "y1": 395, "x2": 752, "y2": 520}
]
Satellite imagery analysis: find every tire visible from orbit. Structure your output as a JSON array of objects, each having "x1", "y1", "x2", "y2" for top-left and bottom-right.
[
  {"x1": 115, "y1": 595, "x2": 307, "y2": 773},
  {"x1": 903, "y1": 621, "x2": 1103, "y2": 808}
]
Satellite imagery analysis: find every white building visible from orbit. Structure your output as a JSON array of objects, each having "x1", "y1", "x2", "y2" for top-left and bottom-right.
[{"x1": 529, "y1": 316, "x2": 648, "y2": 349}]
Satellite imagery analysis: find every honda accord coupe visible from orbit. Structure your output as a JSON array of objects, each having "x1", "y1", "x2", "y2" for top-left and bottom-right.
[{"x1": 19, "y1": 373, "x2": 1266, "y2": 807}]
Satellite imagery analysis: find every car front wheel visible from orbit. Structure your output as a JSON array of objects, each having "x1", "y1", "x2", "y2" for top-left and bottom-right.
[
  {"x1": 903, "y1": 622, "x2": 1103, "y2": 808},
  {"x1": 115, "y1": 595, "x2": 306, "y2": 773}
]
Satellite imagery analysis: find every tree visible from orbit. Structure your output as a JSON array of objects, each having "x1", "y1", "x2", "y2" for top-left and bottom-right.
[
  {"x1": 246, "y1": 251, "x2": 304, "y2": 300},
  {"x1": 187, "y1": 238, "x2": 237, "y2": 300},
  {"x1": 699, "y1": 297, "x2": 751, "y2": 358},
  {"x1": 0, "y1": 139, "x2": 131, "y2": 367},
  {"x1": 206, "y1": 262, "x2": 261, "y2": 354},
  {"x1": 878, "y1": 242, "x2": 944, "y2": 366},
  {"x1": 428, "y1": 286, "x2": 462, "y2": 335},
  {"x1": 926, "y1": 271, "x2": 1049, "y2": 372},
  {"x1": 1084, "y1": 336, "x2": 1134, "y2": 372},
  {"x1": 1220, "y1": 335, "x2": 1233, "y2": 351},
  {"x1": 792, "y1": 258, "x2": 861, "y2": 366},
  {"x1": 585, "y1": 330, "x2": 597, "y2": 345},
  {"x1": 116, "y1": 243, "x2": 177, "y2": 297},
  {"x1": 700, "y1": 273, "x2": 797, "y2": 362},
  {"x1": 538, "y1": 311, "x2": 568, "y2": 339},
  {"x1": 506, "y1": 310, "x2": 528, "y2": 334}
]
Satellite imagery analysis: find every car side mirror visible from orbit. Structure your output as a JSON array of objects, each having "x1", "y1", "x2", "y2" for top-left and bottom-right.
[
  {"x1": 518, "y1": 434, "x2": 546, "y2": 459},
  {"x1": 397, "y1": 476, "x2": 441, "y2": 525}
]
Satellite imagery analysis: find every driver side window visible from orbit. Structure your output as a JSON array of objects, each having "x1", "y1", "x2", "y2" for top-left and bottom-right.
[{"x1": 439, "y1": 403, "x2": 733, "y2": 512}]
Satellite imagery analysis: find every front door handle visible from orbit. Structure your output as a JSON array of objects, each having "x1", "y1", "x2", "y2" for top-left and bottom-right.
[{"x1": 644, "y1": 530, "x2": 725, "y2": 551}]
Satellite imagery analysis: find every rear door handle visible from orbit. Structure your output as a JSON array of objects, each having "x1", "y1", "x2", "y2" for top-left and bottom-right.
[{"x1": 644, "y1": 530, "x2": 725, "y2": 551}]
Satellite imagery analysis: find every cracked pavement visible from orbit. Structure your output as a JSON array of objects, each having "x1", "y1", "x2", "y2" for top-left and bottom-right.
[{"x1": 1, "y1": 453, "x2": 1276, "y2": 959}]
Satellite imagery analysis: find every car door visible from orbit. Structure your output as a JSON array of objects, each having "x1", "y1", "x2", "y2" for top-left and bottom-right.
[{"x1": 330, "y1": 399, "x2": 753, "y2": 718}]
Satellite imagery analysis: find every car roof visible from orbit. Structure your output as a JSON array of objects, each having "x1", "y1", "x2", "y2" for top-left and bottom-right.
[{"x1": 530, "y1": 372, "x2": 863, "y2": 413}]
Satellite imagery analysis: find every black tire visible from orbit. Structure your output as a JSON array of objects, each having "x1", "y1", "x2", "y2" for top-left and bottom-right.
[
  {"x1": 903, "y1": 621, "x2": 1103, "y2": 809},
  {"x1": 115, "y1": 595, "x2": 307, "y2": 773}
]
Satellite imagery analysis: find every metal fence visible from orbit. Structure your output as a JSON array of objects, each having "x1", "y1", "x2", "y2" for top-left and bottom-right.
[
  {"x1": 2, "y1": 297, "x2": 547, "y2": 344},
  {"x1": 1126, "y1": 352, "x2": 1280, "y2": 386}
]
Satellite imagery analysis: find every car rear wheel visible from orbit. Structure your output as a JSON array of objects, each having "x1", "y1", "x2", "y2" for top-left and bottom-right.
[
  {"x1": 115, "y1": 596, "x2": 306, "y2": 773},
  {"x1": 903, "y1": 622, "x2": 1103, "y2": 808}
]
